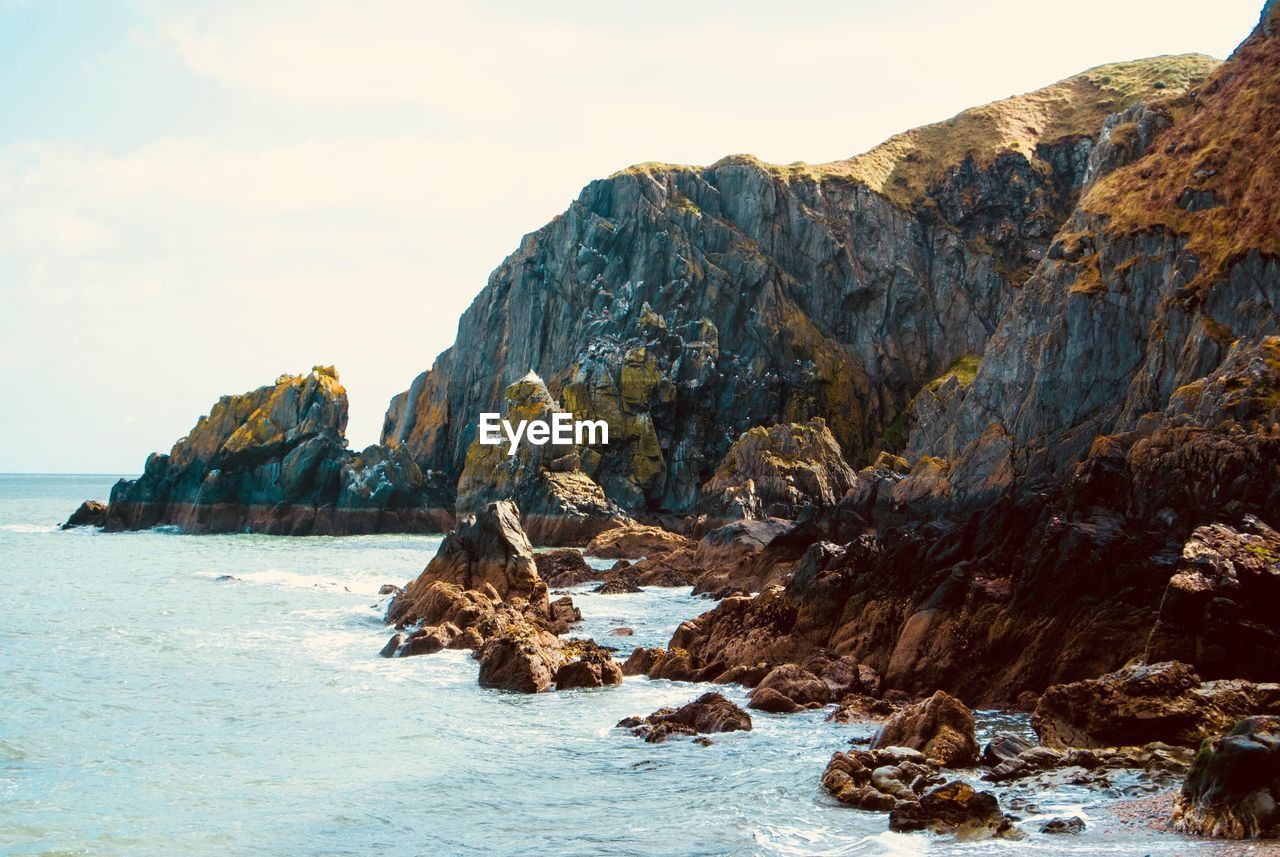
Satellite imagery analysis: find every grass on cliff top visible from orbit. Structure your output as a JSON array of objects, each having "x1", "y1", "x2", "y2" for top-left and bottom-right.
[
  {"x1": 1081, "y1": 8, "x2": 1280, "y2": 300},
  {"x1": 612, "y1": 55, "x2": 1218, "y2": 210},
  {"x1": 821, "y1": 54, "x2": 1219, "y2": 206}
]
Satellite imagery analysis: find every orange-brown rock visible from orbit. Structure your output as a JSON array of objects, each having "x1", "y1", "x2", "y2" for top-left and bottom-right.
[
  {"x1": 617, "y1": 692, "x2": 751, "y2": 742},
  {"x1": 584, "y1": 524, "x2": 693, "y2": 559},
  {"x1": 872, "y1": 691, "x2": 980, "y2": 767}
]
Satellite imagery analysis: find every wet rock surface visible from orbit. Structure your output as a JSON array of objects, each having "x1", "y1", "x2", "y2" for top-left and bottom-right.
[
  {"x1": 1173, "y1": 715, "x2": 1280, "y2": 839},
  {"x1": 618, "y1": 692, "x2": 751, "y2": 743},
  {"x1": 873, "y1": 691, "x2": 980, "y2": 767}
]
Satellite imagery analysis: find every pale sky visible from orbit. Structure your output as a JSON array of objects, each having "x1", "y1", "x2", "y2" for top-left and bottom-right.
[{"x1": 0, "y1": 0, "x2": 1262, "y2": 473}]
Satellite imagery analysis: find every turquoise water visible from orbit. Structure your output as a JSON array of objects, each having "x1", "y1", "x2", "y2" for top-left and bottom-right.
[{"x1": 0, "y1": 475, "x2": 1227, "y2": 856}]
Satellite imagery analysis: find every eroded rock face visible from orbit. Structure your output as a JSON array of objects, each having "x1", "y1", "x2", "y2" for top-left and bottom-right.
[
  {"x1": 1032, "y1": 661, "x2": 1280, "y2": 749},
  {"x1": 455, "y1": 373, "x2": 630, "y2": 546},
  {"x1": 697, "y1": 419, "x2": 856, "y2": 522},
  {"x1": 104, "y1": 367, "x2": 454, "y2": 535},
  {"x1": 535, "y1": 549, "x2": 599, "y2": 588},
  {"x1": 872, "y1": 691, "x2": 980, "y2": 767},
  {"x1": 888, "y1": 780, "x2": 1018, "y2": 839},
  {"x1": 617, "y1": 692, "x2": 751, "y2": 742},
  {"x1": 1173, "y1": 715, "x2": 1280, "y2": 839},
  {"x1": 62, "y1": 500, "x2": 106, "y2": 529},
  {"x1": 381, "y1": 59, "x2": 1203, "y2": 517},
  {"x1": 822, "y1": 746, "x2": 940, "y2": 812}
]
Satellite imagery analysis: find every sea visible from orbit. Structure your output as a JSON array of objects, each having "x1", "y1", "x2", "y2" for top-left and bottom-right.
[{"x1": 0, "y1": 474, "x2": 1233, "y2": 856}]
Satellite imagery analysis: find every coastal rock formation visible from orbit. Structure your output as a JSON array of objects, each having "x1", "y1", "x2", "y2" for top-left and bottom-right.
[
  {"x1": 382, "y1": 57, "x2": 1212, "y2": 518},
  {"x1": 584, "y1": 523, "x2": 692, "y2": 559},
  {"x1": 455, "y1": 373, "x2": 630, "y2": 546},
  {"x1": 617, "y1": 692, "x2": 751, "y2": 743},
  {"x1": 747, "y1": 664, "x2": 831, "y2": 713},
  {"x1": 872, "y1": 691, "x2": 980, "y2": 767},
  {"x1": 888, "y1": 780, "x2": 1018, "y2": 838},
  {"x1": 690, "y1": 518, "x2": 793, "y2": 595},
  {"x1": 697, "y1": 419, "x2": 856, "y2": 522},
  {"x1": 104, "y1": 367, "x2": 454, "y2": 535},
  {"x1": 61, "y1": 500, "x2": 106, "y2": 529},
  {"x1": 822, "y1": 746, "x2": 941, "y2": 811},
  {"x1": 1031, "y1": 661, "x2": 1280, "y2": 749},
  {"x1": 1173, "y1": 715, "x2": 1280, "y2": 838},
  {"x1": 534, "y1": 549, "x2": 599, "y2": 588},
  {"x1": 383, "y1": 501, "x2": 621, "y2": 693}
]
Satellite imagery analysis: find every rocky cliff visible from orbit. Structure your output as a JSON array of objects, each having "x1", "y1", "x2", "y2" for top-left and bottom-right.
[
  {"x1": 105, "y1": 367, "x2": 454, "y2": 535},
  {"x1": 655, "y1": 5, "x2": 1280, "y2": 704},
  {"x1": 382, "y1": 54, "x2": 1216, "y2": 516}
]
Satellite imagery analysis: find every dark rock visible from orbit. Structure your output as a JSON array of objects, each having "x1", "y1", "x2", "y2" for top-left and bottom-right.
[
  {"x1": 619, "y1": 692, "x2": 751, "y2": 742},
  {"x1": 61, "y1": 500, "x2": 106, "y2": 529},
  {"x1": 477, "y1": 629, "x2": 566, "y2": 693},
  {"x1": 377, "y1": 583, "x2": 402, "y2": 596},
  {"x1": 982, "y1": 733, "x2": 1034, "y2": 767},
  {"x1": 822, "y1": 746, "x2": 941, "y2": 811},
  {"x1": 593, "y1": 578, "x2": 643, "y2": 594},
  {"x1": 1032, "y1": 661, "x2": 1280, "y2": 749},
  {"x1": 1040, "y1": 816, "x2": 1086, "y2": 834},
  {"x1": 827, "y1": 694, "x2": 899, "y2": 723},
  {"x1": 748, "y1": 664, "x2": 831, "y2": 712},
  {"x1": 585, "y1": 524, "x2": 693, "y2": 559},
  {"x1": 535, "y1": 549, "x2": 600, "y2": 588},
  {"x1": 608, "y1": 627, "x2": 634, "y2": 636},
  {"x1": 1173, "y1": 715, "x2": 1280, "y2": 838},
  {"x1": 554, "y1": 639, "x2": 623, "y2": 690},
  {"x1": 379, "y1": 633, "x2": 405, "y2": 658},
  {"x1": 888, "y1": 780, "x2": 1018, "y2": 838}
]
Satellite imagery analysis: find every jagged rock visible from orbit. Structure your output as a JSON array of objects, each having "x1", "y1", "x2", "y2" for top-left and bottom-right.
[
  {"x1": 617, "y1": 692, "x2": 751, "y2": 742},
  {"x1": 584, "y1": 524, "x2": 693, "y2": 559},
  {"x1": 1146, "y1": 516, "x2": 1280, "y2": 682},
  {"x1": 872, "y1": 691, "x2": 979, "y2": 767},
  {"x1": 697, "y1": 419, "x2": 856, "y2": 522},
  {"x1": 984, "y1": 741, "x2": 1195, "y2": 785},
  {"x1": 1173, "y1": 715, "x2": 1280, "y2": 838},
  {"x1": 592, "y1": 577, "x2": 642, "y2": 594},
  {"x1": 536, "y1": 549, "x2": 599, "y2": 588},
  {"x1": 547, "y1": 596, "x2": 581, "y2": 634},
  {"x1": 104, "y1": 367, "x2": 454, "y2": 535},
  {"x1": 1032, "y1": 661, "x2": 1280, "y2": 749},
  {"x1": 888, "y1": 780, "x2": 1018, "y2": 838},
  {"x1": 382, "y1": 57, "x2": 1206, "y2": 518},
  {"x1": 455, "y1": 373, "x2": 630, "y2": 546},
  {"x1": 827, "y1": 694, "x2": 898, "y2": 723},
  {"x1": 379, "y1": 633, "x2": 405, "y2": 658},
  {"x1": 61, "y1": 500, "x2": 106, "y2": 529}
]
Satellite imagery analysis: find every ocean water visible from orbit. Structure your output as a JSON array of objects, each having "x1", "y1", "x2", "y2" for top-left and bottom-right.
[{"x1": 0, "y1": 475, "x2": 1230, "y2": 856}]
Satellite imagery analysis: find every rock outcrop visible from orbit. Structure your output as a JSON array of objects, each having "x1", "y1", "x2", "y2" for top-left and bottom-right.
[
  {"x1": 104, "y1": 367, "x2": 454, "y2": 535},
  {"x1": 382, "y1": 500, "x2": 622, "y2": 693},
  {"x1": 62, "y1": 500, "x2": 106, "y2": 529},
  {"x1": 455, "y1": 372, "x2": 630, "y2": 546},
  {"x1": 1031, "y1": 661, "x2": 1280, "y2": 749},
  {"x1": 697, "y1": 419, "x2": 856, "y2": 523},
  {"x1": 617, "y1": 692, "x2": 751, "y2": 743},
  {"x1": 1173, "y1": 715, "x2": 1280, "y2": 839}
]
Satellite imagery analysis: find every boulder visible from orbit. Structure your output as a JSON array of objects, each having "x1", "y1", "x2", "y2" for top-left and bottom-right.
[
  {"x1": 822, "y1": 746, "x2": 941, "y2": 811},
  {"x1": 690, "y1": 518, "x2": 792, "y2": 594},
  {"x1": 593, "y1": 578, "x2": 643, "y2": 594},
  {"x1": 873, "y1": 691, "x2": 980, "y2": 767},
  {"x1": 981, "y1": 733, "x2": 1034, "y2": 767},
  {"x1": 1040, "y1": 817, "x2": 1086, "y2": 834},
  {"x1": 1172, "y1": 715, "x2": 1280, "y2": 838},
  {"x1": 1032, "y1": 661, "x2": 1280, "y2": 749},
  {"x1": 61, "y1": 500, "x2": 106, "y2": 529},
  {"x1": 477, "y1": 628, "x2": 566, "y2": 693},
  {"x1": 827, "y1": 694, "x2": 899, "y2": 723},
  {"x1": 748, "y1": 664, "x2": 831, "y2": 712},
  {"x1": 554, "y1": 640, "x2": 624, "y2": 690},
  {"x1": 888, "y1": 780, "x2": 1018, "y2": 838},
  {"x1": 585, "y1": 524, "x2": 693, "y2": 559},
  {"x1": 535, "y1": 549, "x2": 600, "y2": 588},
  {"x1": 618, "y1": 692, "x2": 752, "y2": 742}
]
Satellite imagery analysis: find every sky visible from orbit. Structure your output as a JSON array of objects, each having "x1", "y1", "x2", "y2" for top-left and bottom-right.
[{"x1": 0, "y1": 0, "x2": 1264, "y2": 473}]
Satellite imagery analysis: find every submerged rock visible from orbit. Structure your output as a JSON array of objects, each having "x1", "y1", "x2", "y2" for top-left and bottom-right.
[
  {"x1": 1173, "y1": 715, "x2": 1280, "y2": 839},
  {"x1": 822, "y1": 746, "x2": 941, "y2": 811},
  {"x1": 618, "y1": 692, "x2": 751, "y2": 743},
  {"x1": 888, "y1": 780, "x2": 1018, "y2": 838}
]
